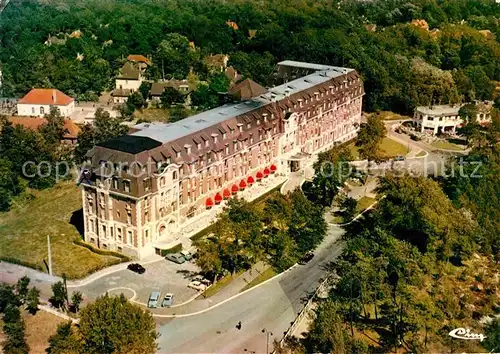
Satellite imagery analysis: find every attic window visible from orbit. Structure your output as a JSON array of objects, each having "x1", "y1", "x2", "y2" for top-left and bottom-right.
[
  {"x1": 176, "y1": 151, "x2": 180, "y2": 158},
  {"x1": 223, "y1": 132, "x2": 227, "y2": 139},
  {"x1": 197, "y1": 143, "x2": 201, "y2": 150},
  {"x1": 263, "y1": 113, "x2": 268, "y2": 122},
  {"x1": 257, "y1": 119, "x2": 260, "y2": 125},
  {"x1": 246, "y1": 123, "x2": 251, "y2": 129},
  {"x1": 237, "y1": 123, "x2": 243, "y2": 133}
]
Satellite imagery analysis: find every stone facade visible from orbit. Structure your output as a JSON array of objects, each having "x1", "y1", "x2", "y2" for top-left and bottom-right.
[{"x1": 81, "y1": 62, "x2": 364, "y2": 259}]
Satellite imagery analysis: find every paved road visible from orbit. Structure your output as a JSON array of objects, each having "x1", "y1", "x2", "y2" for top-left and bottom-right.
[{"x1": 156, "y1": 224, "x2": 345, "y2": 353}]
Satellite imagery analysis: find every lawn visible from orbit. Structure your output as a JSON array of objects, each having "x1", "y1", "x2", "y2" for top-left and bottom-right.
[
  {"x1": 416, "y1": 150, "x2": 427, "y2": 157},
  {"x1": 0, "y1": 182, "x2": 120, "y2": 279},
  {"x1": 377, "y1": 137, "x2": 409, "y2": 158},
  {"x1": 133, "y1": 108, "x2": 170, "y2": 122},
  {"x1": 431, "y1": 140, "x2": 465, "y2": 151},
  {"x1": 356, "y1": 196, "x2": 377, "y2": 214},
  {"x1": 367, "y1": 111, "x2": 411, "y2": 121},
  {"x1": 240, "y1": 267, "x2": 277, "y2": 292},
  {"x1": 347, "y1": 137, "x2": 408, "y2": 160},
  {"x1": 201, "y1": 271, "x2": 244, "y2": 298},
  {"x1": 22, "y1": 310, "x2": 66, "y2": 353}
]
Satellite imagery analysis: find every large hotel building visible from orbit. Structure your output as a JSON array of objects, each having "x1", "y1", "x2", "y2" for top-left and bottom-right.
[{"x1": 82, "y1": 61, "x2": 364, "y2": 259}]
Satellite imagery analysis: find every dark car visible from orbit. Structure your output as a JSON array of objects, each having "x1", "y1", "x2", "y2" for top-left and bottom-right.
[
  {"x1": 299, "y1": 251, "x2": 314, "y2": 265},
  {"x1": 127, "y1": 263, "x2": 145, "y2": 274}
]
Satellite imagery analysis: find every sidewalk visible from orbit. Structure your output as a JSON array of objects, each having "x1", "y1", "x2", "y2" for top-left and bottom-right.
[{"x1": 148, "y1": 261, "x2": 271, "y2": 316}]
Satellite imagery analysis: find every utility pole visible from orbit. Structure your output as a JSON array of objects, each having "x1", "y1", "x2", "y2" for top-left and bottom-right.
[{"x1": 47, "y1": 235, "x2": 52, "y2": 275}]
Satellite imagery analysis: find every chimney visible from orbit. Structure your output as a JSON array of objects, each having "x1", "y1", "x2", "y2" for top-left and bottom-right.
[{"x1": 52, "y1": 89, "x2": 56, "y2": 104}]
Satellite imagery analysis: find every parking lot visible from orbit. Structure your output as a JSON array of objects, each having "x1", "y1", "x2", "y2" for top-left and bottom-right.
[{"x1": 73, "y1": 258, "x2": 201, "y2": 308}]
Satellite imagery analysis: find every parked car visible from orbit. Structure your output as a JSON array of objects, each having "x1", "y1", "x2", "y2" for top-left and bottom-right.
[
  {"x1": 127, "y1": 263, "x2": 146, "y2": 274},
  {"x1": 394, "y1": 155, "x2": 405, "y2": 161},
  {"x1": 161, "y1": 293, "x2": 174, "y2": 307},
  {"x1": 299, "y1": 251, "x2": 314, "y2": 265},
  {"x1": 188, "y1": 280, "x2": 207, "y2": 291},
  {"x1": 192, "y1": 275, "x2": 212, "y2": 286},
  {"x1": 180, "y1": 250, "x2": 193, "y2": 261},
  {"x1": 165, "y1": 253, "x2": 186, "y2": 264},
  {"x1": 147, "y1": 291, "x2": 161, "y2": 308}
]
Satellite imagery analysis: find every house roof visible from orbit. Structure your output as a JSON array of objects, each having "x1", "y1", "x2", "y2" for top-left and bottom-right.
[
  {"x1": 18, "y1": 88, "x2": 73, "y2": 106},
  {"x1": 225, "y1": 66, "x2": 241, "y2": 82},
  {"x1": 150, "y1": 80, "x2": 190, "y2": 96},
  {"x1": 127, "y1": 54, "x2": 151, "y2": 65},
  {"x1": 117, "y1": 62, "x2": 141, "y2": 80},
  {"x1": 227, "y1": 78, "x2": 267, "y2": 100},
  {"x1": 112, "y1": 88, "x2": 133, "y2": 97},
  {"x1": 97, "y1": 135, "x2": 162, "y2": 154},
  {"x1": 7, "y1": 116, "x2": 80, "y2": 139},
  {"x1": 132, "y1": 65, "x2": 355, "y2": 145}
]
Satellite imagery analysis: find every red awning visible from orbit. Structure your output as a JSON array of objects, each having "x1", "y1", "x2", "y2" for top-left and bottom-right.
[
  {"x1": 256, "y1": 171, "x2": 263, "y2": 180},
  {"x1": 231, "y1": 184, "x2": 239, "y2": 193},
  {"x1": 214, "y1": 193, "x2": 223, "y2": 204},
  {"x1": 206, "y1": 197, "x2": 214, "y2": 208},
  {"x1": 270, "y1": 164, "x2": 277, "y2": 172},
  {"x1": 239, "y1": 179, "x2": 247, "y2": 189},
  {"x1": 223, "y1": 188, "x2": 231, "y2": 199},
  {"x1": 247, "y1": 176, "x2": 255, "y2": 184},
  {"x1": 264, "y1": 167, "x2": 270, "y2": 176}
]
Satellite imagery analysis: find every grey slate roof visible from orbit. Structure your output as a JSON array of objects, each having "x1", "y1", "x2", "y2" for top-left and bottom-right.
[{"x1": 132, "y1": 65, "x2": 354, "y2": 144}]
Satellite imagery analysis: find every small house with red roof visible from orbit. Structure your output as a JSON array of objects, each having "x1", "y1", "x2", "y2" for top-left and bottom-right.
[
  {"x1": 6, "y1": 116, "x2": 81, "y2": 144},
  {"x1": 17, "y1": 88, "x2": 75, "y2": 117}
]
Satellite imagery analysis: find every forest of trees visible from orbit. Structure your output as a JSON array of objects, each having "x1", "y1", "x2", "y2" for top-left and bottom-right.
[
  {"x1": 0, "y1": 0, "x2": 499, "y2": 114},
  {"x1": 282, "y1": 114, "x2": 500, "y2": 353}
]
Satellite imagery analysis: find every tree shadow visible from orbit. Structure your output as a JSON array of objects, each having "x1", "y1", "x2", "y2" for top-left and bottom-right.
[
  {"x1": 176, "y1": 269, "x2": 198, "y2": 279},
  {"x1": 70, "y1": 208, "x2": 84, "y2": 238}
]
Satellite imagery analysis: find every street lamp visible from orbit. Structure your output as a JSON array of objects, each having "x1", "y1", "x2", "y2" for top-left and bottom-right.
[{"x1": 262, "y1": 328, "x2": 274, "y2": 354}]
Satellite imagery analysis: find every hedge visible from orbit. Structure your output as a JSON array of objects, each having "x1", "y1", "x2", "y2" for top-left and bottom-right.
[
  {"x1": 73, "y1": 239, "x2": 130, "y2": 260},
  {"x1": 0, "y1": 256, "x2": 44, "y2": 272}
]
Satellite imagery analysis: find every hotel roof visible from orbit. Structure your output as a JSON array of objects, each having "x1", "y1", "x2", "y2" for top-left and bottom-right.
[
  {"x1": 415, "y1": 104, "x2": 463, "y2": 116},
  {"x1": 131, "y1": 63, "x2": 354, "y2": 145}
]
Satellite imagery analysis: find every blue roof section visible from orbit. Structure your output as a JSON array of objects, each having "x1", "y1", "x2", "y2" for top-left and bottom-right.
[{"x1": 132, "y1": 62, "x2": 354, "y2": 144}]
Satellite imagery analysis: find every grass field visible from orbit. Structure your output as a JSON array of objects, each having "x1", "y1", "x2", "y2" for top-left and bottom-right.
[
  {"x1": 0, "y1": 182, "x2": 119, "y2": 278},
  {"x1": 356, "y1": 196, "x2": 377, "y2": 213},
  {"x1": 431, "y1": 140, "x2": 465, "y2": 151},
  {"x1": 367, "y1": 111, "x2": 412, "y2": 121},
  {"x1": 23, "y1": 310, "x2": 66, "y2": 353},
  {"x1": 240, "y1": 267, "x2": 277, "y2": 292},
  {"x1": 201, "y1": 271, "x2": 244, "y2": 298},
  {"x1": 348, "y1": 137, "x2": 408, "y2": 160},
  {"x1": 378, "y1": 137, "x2": 409, "y2": 157},
  {"x1": 416, "y1": 150, "x2": 427, "y2": 157},
  {"x1": 133, "y1": 108, "x2": 170, "y2": 122}
]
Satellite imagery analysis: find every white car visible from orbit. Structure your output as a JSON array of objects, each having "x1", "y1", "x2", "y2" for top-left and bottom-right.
[{"x1": 188, "y1": 280, "x2": 207, "y2": 291}]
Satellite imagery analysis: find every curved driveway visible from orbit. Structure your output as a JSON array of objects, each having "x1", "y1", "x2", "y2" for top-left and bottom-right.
[{"x1": 156, "y1": 224, "x2": 345, "y2": 353}]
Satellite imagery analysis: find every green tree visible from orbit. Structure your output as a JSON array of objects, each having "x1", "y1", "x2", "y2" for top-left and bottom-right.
[
  {"x1": 155, "y1": 33, "x2": 198, "y2": 79},
  {"x1": 126, "y1": 91, "x2": 145, "y2": 112},
  {"x1": 160, "y1": 87, "x2": 184, "y2": 108},
  {"x1": 40, "y1": 107, "x2": 67, "y2": 147},
  {"x1": 15, "y1": 276, "x2": 30, "y2": 304},
  {"x1": 356, "y1": 115, "x2": 387, "y2": 160},
  {"x1": 25, "y1": 287, "x2": 40, "y2": 314},
  {"x1": 78, "y1": 295, "x2": 157, "y2": 354},
  {"x1": 70, "y1": 291, "x2": 83, "y2": 313},
  {"x1": 2, "y1": 304, "x2": 29, "y2": 354},
  {"x1": 482, "y1": 319, "x2": 500, "y2": 353},
  {"x1": 49, "y1": 281, "x2": 67, "y2": 310},
  {"x1": 139, "y1": 81, "x2": 151, "y2": 101},
  {"x1": 46, "y1": 322, "x2": 83, "y2": 354},
  {"x1": 74, "y1": 108, "x2": 128, "y2": 163},
  {"x1": 0, "y1": 157, "x2": 22, "y2": 211},
  {"x1": 341, "y1": 196, "x2": 358, "y2": 221}
]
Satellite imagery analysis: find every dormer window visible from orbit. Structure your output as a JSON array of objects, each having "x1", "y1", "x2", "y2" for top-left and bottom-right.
[
  {"x1": 212, "y1": 133, "x2": 218, "y2": 144},
  {"x1": 263, "y1": 113, "x2": 268, "y2": 122},
  {"x1": 250, "y1": 134, "x2": 254, "y2": 144},
  {"x1": 176, "y1": 151, "x2": 181, "y2": 158},
  {"x1": 197, "y1": 143, "x2": 201, "y2": 150},
  {"x1": 237, "y1": 123, "x2": 243, "y2": 133},
  {"x1": 205, "y1": 139, "x2": 209, "y2": 147},
  {"x1": 233, "y1": 141, "x2": 238, "y2": 151},
  {"x1": 166, "y1": 157, "x2": 171, "y2": 165},
  {"x1": 223, "y1": 132, "x2": 227, "y2": 139},
  {"x1": 225, "y1": 144, "x2": 229, "y2": 154},
  {"x1": 246, "y1": 123, "x2": 251, "y2": 129},
  {"x1": 257, "y1": 119, "x2": 260, "y2": 125},
  {"x1": 184, "y1": 144, "x2": 192, "y2": 155}
]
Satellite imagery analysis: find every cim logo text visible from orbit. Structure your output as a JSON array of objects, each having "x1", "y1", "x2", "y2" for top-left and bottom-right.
[{"x1": 448, "y1": 328, "x2": 487, "y2": 342}]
